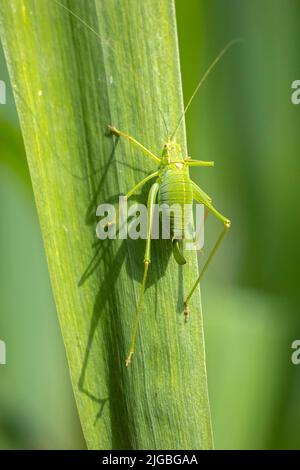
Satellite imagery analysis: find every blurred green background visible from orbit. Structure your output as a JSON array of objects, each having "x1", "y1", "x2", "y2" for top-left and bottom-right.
[{"x1": 0, "y1": 0, "x2": 300, "y2": 449}]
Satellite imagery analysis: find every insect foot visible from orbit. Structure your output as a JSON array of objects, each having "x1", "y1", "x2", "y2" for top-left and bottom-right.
[
  {"x1": 184, "y1": 302, "x2": 190, "y2": 322},
  {"x1": 107, "y1": 124, "x2": 117, "y2": 135},
  {"x1": 125, "y1": 351, "x2": 134, "y2": 367}
]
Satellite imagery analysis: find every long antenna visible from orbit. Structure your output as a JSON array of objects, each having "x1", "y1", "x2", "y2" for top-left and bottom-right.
[
  {"x1": 158, "y1": 108, "x2": 170, "y2": 139},
  {"x1": 53, "y1": 0, "x2": 105, "y2": 44},
  {"x1": 171, "y1": 38, "x2": 240, "y2": 139}
]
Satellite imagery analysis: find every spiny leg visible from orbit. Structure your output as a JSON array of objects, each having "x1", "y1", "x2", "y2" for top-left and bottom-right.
[
  {"x1": 196, "y1": 203, "x2": 211, "y2": 259},
  {"x1": 108, "y1": 125, "x2": 161, "y2": 164},
  {"x1": 183, "y1": 181, "x2": 212, "y2": 268},
  {"x1": 184, "y1": 182, "x2": 230, "y2": 318},
  {"x1": 191, "y1": 181, "x2": 212, "y2": 205},
  {"x1": 184, "y1": 223, "x2": 229, "y2": 318},
  {"x1": 125, "y1": 182, "x2": 160, "y2": 366}
]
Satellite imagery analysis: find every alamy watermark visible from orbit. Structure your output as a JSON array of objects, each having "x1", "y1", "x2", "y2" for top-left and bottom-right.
[
  {"x1": 291, "y1": 80, "x2": 300, "y2": 105},
  {"x1": 291, "y1": 340, "x2": 300, "y2": 365},
  {"x1": 96, "y1": 198, "x2": 205, "y2": 251},
  {"x1": 0, "y1": 79, "x2": 6, "y2": 105},
  {"x1": 0, "y1": 340, "x2": 6, "y2": 365}
]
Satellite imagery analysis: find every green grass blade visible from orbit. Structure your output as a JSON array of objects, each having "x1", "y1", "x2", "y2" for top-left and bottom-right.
[{"x1": 0, "y1": 0, "x2": 213, "y2": 449}]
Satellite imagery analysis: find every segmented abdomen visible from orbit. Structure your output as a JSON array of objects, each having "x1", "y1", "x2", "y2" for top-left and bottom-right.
[{"x1": 158, "y1": 168, "x2": 193, "y2": 238}]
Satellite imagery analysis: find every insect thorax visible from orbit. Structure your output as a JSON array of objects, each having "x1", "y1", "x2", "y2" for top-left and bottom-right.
[{"x1": 160, "y1": 140, "x2": 184, "y2": 165}]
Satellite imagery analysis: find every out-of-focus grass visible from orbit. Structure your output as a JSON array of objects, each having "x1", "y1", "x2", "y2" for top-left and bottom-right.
[
  {"x1": 203, "y1": 283, "x2": 298, "y2": 449},
  {"x1": 176, "y1": 0, "x2": 300, "y2": 449},
  {"x1": 0, "y1": 45, "x2": 85, "y2": 449}
]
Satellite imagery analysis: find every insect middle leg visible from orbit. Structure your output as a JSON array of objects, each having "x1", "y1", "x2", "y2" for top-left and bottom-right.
[
  {"x1": 125, "y1": 182, "x2": 160, "y2": 366},
  {"x1": 184, "y1": 182, "x2": 230, "y2": 318},
  {"x1": 105, "y1": 171, "x2": 158, "y2": 230}
]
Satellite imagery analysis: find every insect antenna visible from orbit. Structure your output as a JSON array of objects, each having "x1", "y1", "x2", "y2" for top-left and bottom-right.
[
  {"x1": 157, "y1": 108, "x2": 170, "y2": 141},
  {"x1": 171, "y1": 38, "x2": 241, "y2": 140},
  {"x1": 55, "y1": 0, "x2": 170, "y2": 141},
  {"x1": 53, "y1": 0, "x2": 106, "y2": 44}
]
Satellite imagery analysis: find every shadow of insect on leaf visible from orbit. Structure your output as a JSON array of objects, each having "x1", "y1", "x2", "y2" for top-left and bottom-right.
[
  {"x1": 12, "y1": 89, "x2": 144, "y2": 187},
  {"x1": 77, "y1": 238, "x2": 131, "y2": 439},
  {"x1": 77, "y1": 136, "x2": 174, "y2": 430},
  {"x1": 85, "y1": 135, "x2": 150, "y2": 226},
  {"x1": 11, "y1": 73, "x2": 176, "y2": 434}
]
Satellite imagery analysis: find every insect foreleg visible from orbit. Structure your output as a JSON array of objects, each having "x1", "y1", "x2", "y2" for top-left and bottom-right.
[
  {"x1": 125, "y1": 182, "x2": 160, "y2": 367},
  {"x1": 184, "y1": 183, "x2": 230, "y2": 317},
  {"x1": 108, "y1": 125, "x2": 161, "y2": 164}
]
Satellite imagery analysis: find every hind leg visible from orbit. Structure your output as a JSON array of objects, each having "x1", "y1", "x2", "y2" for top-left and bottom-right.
[{"x1": 184, "y1": 183, "x2": 230, "y2": 316}]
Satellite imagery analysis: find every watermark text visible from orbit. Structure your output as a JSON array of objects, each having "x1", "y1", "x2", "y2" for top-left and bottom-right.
[
  {"x1": 0, "y1": 80, "x2": 6, "y2": 105},
  {"x1": 0, "y1": 340, "x2": 6, "y2": 365},
  {"x1": 96, "y1": 198, "x2": 204, "y2": 251},
  {"x1": 291, "y1": 80, "x2": 300, "y2": 105},
  {"x1": 291, "y1": 339, "x2": 300, "y2": 365}
]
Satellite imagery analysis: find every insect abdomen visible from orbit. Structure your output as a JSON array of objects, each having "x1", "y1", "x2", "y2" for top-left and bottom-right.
[{"x1": 158, "y1": 168, "x2": 193, "y2": 238}]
